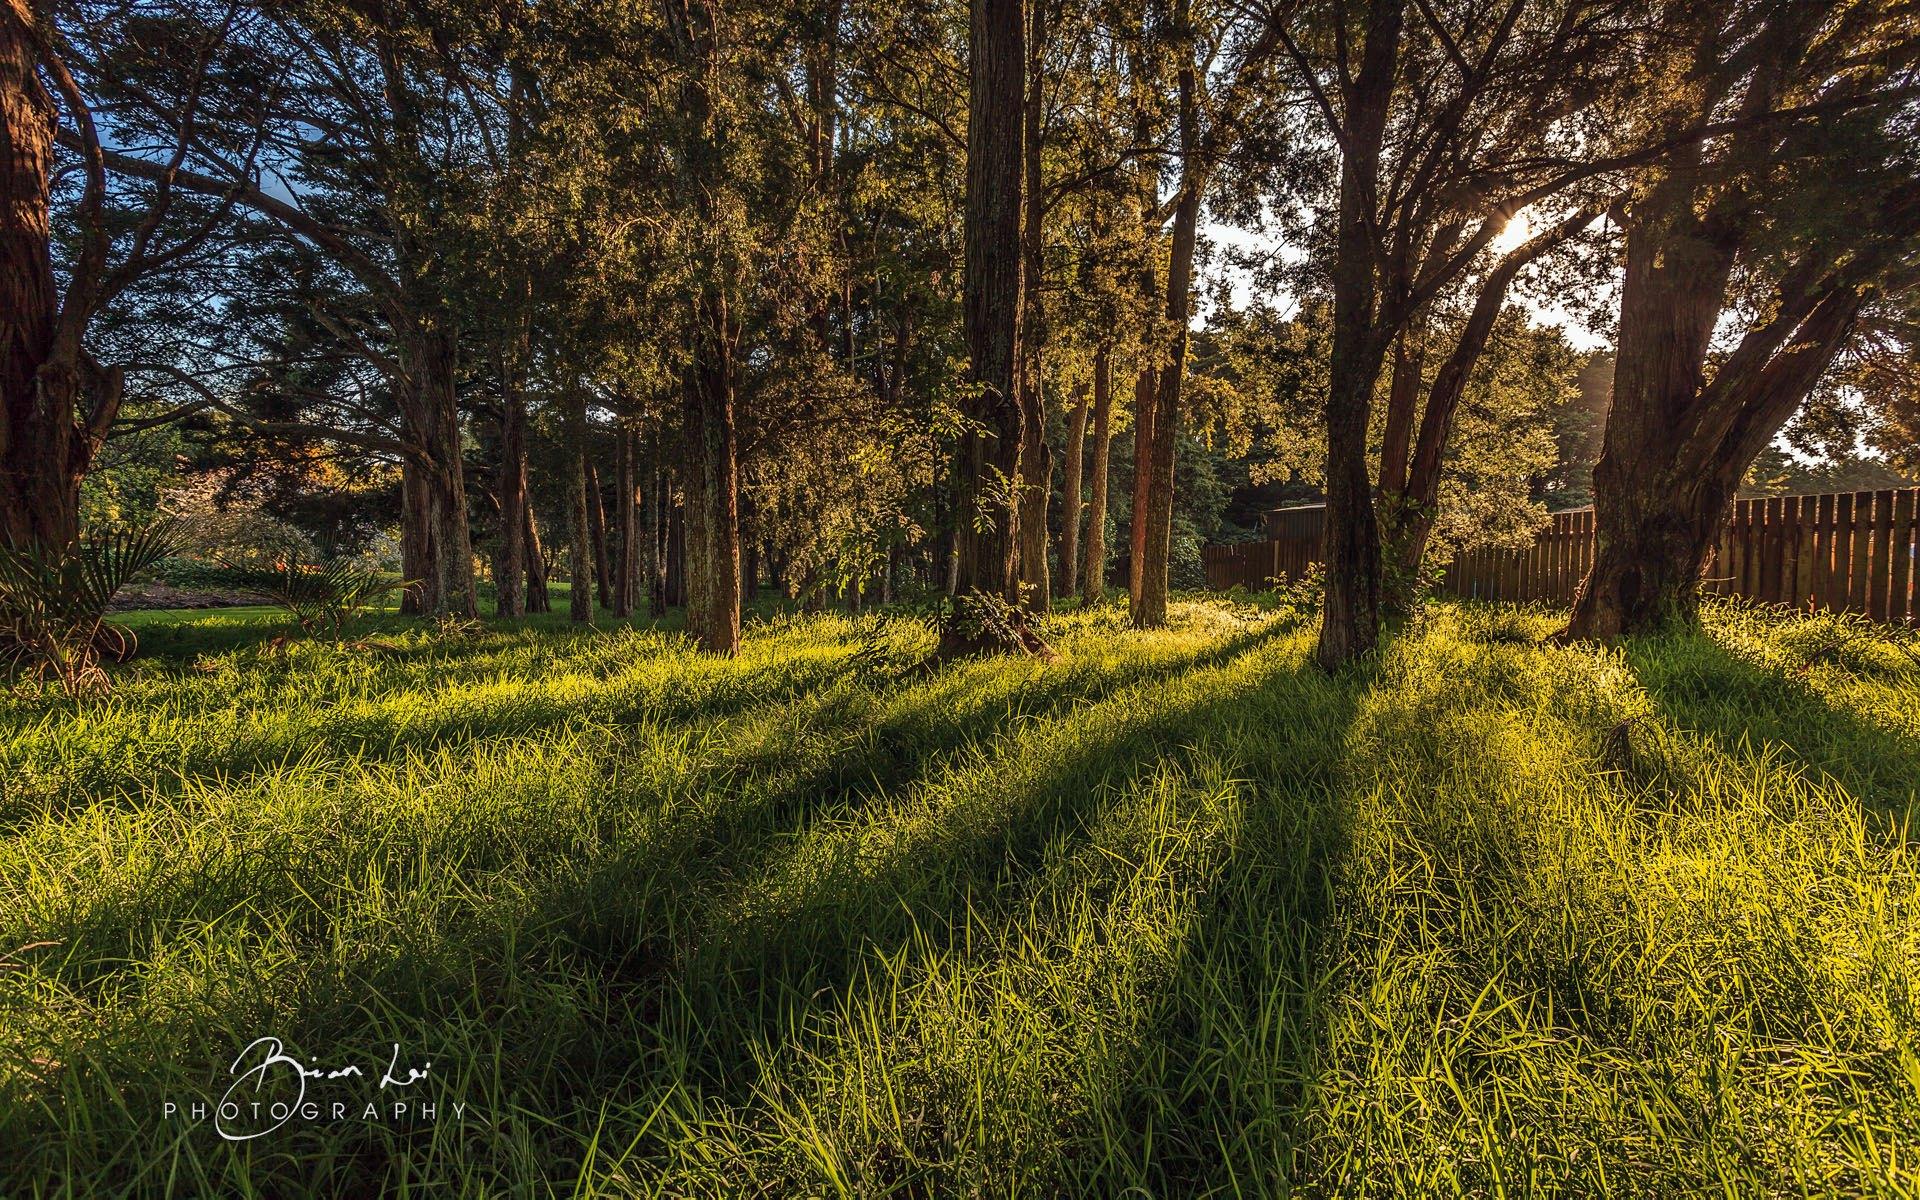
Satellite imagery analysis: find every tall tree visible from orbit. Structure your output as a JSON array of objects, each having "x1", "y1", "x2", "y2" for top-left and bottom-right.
[
  {"x1": 944, "y1": 0, "x2": 1027, "y2": 650},
  {"x1": 88, "y1": 0, "x2": 497, "y2": 615},
  {"x1": 1124, "y1": 0, "x2": 1277, "y2": 628},
  {"x1": 1, "y1": 0, "x2": 247, "y2": 552},
  {"x1": 1568, "y1": 2, "x2": 1920, "y2": 638},
  {"x1": 1269, "y1": 0, "x2": 1652, "y2": 665}
]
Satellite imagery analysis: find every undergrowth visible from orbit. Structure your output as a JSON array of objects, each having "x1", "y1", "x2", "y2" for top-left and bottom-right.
[{"x1": 1, "y1": 597, "x2": 1916, "y2": 1197}]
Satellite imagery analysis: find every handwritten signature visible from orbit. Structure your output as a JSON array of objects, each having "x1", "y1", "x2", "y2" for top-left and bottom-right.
[{"x1": 215, "y1": 1038, "x2": 433, "y2": 1142}]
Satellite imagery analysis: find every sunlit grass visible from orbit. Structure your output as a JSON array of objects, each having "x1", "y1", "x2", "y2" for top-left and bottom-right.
[{"x1": 2, "y1": 596, "x2": 1916, "y2": 1196}]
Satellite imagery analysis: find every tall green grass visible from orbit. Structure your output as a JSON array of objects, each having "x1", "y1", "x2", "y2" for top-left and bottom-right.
[{"x1": 1, "y1": 597, "x2": 1916, "y2": 1196}]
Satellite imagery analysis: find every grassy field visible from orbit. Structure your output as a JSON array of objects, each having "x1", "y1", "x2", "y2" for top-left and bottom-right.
[{"x1": 3, "y1": 595, "x2": 1918, "y2": 1196}]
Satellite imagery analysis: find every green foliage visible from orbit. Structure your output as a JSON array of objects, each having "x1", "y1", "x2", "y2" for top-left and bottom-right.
[
  {"x1": 78, "y1": 422, "x2": 185, "y2": 528},
  {"x1": 144, "y1": 556, "x2": 241, "y2": 591},
  {"x1": 938, "y1": 587, "x2": 1056, "y2": 657},
  {"x1": 1426, "y1": 311, "x2": 1584, "y2": 556},
  {"x1": 215, "y1": 557, "x2": 405, "y2": 637},
  {"x1": 4, "y1": 598, "x2": 1917, "y2": 1193},
  {"x1": 0, "y1": 523, "x2": 183, "y2": 693}
]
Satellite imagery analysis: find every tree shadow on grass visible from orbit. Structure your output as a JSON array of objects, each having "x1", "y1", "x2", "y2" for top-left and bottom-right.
[
  {"x1": 1623, "y1": 631, "x2": 1920, "y2": 820},
  {"x1": 3, "y1": 616, "x2": 1322, "y2": 1197},
  {"x1": 6, "y1": 612, "x2": 1299, "y2": 833},
  {"x1": 537, "y1": 627, "x2": 1358, "y2": 1195}
]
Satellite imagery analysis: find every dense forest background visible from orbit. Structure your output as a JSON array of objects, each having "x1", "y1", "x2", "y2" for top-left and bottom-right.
[{"x1": 6, "y1": 0, "x2": 1918, "y2": 660}]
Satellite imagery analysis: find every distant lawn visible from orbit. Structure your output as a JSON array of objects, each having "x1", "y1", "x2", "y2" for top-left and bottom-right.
[{"x1": 2, "y1": 596, "x2": 1917, "y2": 1196}]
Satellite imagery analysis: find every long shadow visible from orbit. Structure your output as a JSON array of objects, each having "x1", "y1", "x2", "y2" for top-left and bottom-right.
[
  {"x1": 5, "y1": 618, "x2": 1322, "y2": 1197},
  {"x1": 0, "y1": 644, "x2": 857, "y2": 830},
  {"x1": 4, "y1": 614, "x2": 1297, "y2": 835},
  {"x1": 1624, "y1": 630, "x2": 1920, "y2": 820},
  {"x1": 1057, "y1": 660, "x2": 1360, "y2": 1196},
  {"x1": 12, "y1": 618, "x2": 1302, "y2": 1003},
  {"x1": 508, "y1": 614, "x2": 1307, "y2": 1007},
  {"x1": 26, "y1": 618, "x2": 1351, "y2": 1198},
  {"x1": 525, "y1": 625, "x2": 1355, "y2": 1194}
]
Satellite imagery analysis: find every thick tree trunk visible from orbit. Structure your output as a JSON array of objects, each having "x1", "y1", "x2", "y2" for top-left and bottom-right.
[
  {"x1": 944, "y1": 0, "x2": 1028, "y2": 652},
  {"x1": 1315, "y1": 0, "x2": 1403, "y2": 670},
  {"x1": 399, "y1": 461, "x2": 432, "y2": 615},
  {"x1": 1057, "y1": 379, "x2": 1087, "y2": 599},
  {"x1": 683, "y1": 290, "x2": 742, "y2": 654},
  {"x1": 492, "y1": 375, "x2": 527, "y2": 618},
  {"x1": 664, "y1": 0, "x2": 743, "y2": 654},
  {"x1": 1013, "y1": 0, "x2": 1049, "y2": 613},
  {"x1": 0, "y1": 8, "x2": 76, "y2": 552},
  {"x1": 1318, "y1": 324, "x2": 1390, "y2": 667},
  {"x1": 1080, "y1": 343, "x2": 1113, "y2": 605},
  {"x1": 1568, "y1": 208, "x2": 1867, "y2": 638},
  {"x1": 396, "y1": 324, "x2": 476, "y2": 618},
  {"x1": 1568, "y1": 189, "x2": 1742, "y2": 639}
]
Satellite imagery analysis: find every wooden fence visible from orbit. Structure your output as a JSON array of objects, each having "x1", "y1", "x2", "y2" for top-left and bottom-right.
[{"x1": 1202, "y1": 487, "x2": 1920, "y2": 625}]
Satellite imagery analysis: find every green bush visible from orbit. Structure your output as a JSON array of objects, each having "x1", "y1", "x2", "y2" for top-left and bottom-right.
[
  {"x1": 216, "y1": 557, "x2": 406, "y2": 636},
  {"x1": 0, "y1": 522, "x2": 182, "y2": 692}
]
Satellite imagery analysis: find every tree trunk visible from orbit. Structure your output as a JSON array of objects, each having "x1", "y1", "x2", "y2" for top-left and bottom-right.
[
  {"x1": 1058, "y1": 378, "x2": 1087, "y2": 599},
  {"x1": 742, "y1": 525, "x2": 759, "y2": 601},
  {"x1": 492, "y1": 374, "x2": 527, "y2": 618},
  {"x1": 1315, "y1": 0, "x2": 1403, "y2": 670},
  {"x1": 1376, "y1": 326, "x2": 1422, "y2": 498},
  {"x1": 566, "y1": 396, "x2": 593, "y2": 625},
  {"x1": 1017, "y1": 410, "x2": 1051, "y2": 610},
  {"x1": 683, "y1": 290, "x2": 742, "y2": 654},
  {"x1": 1568, "y1": 204, "x2": 1868, "y2": 638},
  {"x1": 524, "y1": 502, "x2": 551, "y2": 613},
  {"x1": 665, "y1": 491, "x2": 684, "y2": 609},
  {"x1": 399, "y1": 461, "x2": 432, "y2": 615},
  {"x1": 586, "y1": 458, "x2": 612, "y2": 610},
  {"x1": 397, "y1": 323, "x2": 477, "y2": 618},
  {"x1": 1080, "y1": 342, "x2": 1113, "y2": 605},
  {"x1": 615, "y1": 428, "x2": 636, "y2": 618},
  {"x1": 0, "y1": 7, "x2": 76, "y2": 552},
  {"x1": 1128, "y1": 364, "x2": 1153, "y2": 606},
  {"x1": 642, "y1": 447, "x2": 664, "y2": 618},
  {"x1": 944, "y1": 0, "x2": 1027, "y2": 651},
  {"x1": 1133, "y1": 178, "x2": 1200, "y2": 629},
  {"x1": 1013, "y1": 0, "x2": 1049, "y2": 612}
]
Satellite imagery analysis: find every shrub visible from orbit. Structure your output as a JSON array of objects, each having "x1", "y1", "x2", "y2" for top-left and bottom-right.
[
  {"x1": 0, "y1": 522, "x2": 183, "y2": 692},
  {"x1": 217, "y1": 558, "x2": 406, "y2": 636}
]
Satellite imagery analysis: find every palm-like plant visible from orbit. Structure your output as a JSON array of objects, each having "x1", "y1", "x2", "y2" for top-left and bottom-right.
[
  {"x1": 0, "y1": 523, "x2": 185, "y2": 693},
  {"x1": 218, "y1": 557, "x2": 404, "y2": 636}
]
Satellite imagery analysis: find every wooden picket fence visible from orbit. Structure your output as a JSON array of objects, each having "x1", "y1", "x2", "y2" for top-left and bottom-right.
[{"x1": 1201, "y1": 487, "x2": 1920, "y2": 625}]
